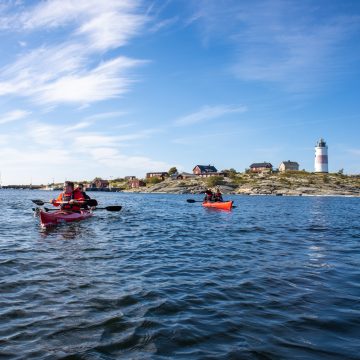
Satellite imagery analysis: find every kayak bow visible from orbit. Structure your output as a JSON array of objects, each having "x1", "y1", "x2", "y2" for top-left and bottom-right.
[
  {"x1": 202, "y1": 201, "x2": 233, "y2": 210},
  {"x1": 39, "y1": 209, "x2": 93, "y2": 228}
]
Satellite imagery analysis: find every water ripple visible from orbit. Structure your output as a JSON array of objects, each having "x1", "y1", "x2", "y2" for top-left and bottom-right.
[{"x1": 0, "y1": 191, "x2": 359, "y2": 359}]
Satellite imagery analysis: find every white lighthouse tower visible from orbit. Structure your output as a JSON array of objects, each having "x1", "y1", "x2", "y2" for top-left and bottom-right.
[{"x1": 314, "y1": 138, "x2": 328, "y2": 173}]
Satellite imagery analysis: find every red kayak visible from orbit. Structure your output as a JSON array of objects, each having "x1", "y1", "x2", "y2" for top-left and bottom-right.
[
  {"x1": 39, "y1": 209, "x2": 93, "y2": 228},
  {"x1": 202, "y1": 201, "x2": 233, "y2": 210}
]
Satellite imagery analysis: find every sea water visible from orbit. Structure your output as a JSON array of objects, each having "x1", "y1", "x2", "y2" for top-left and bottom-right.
[{"x1": 0, "y1": 190, "x2": 359, "y2": 359}]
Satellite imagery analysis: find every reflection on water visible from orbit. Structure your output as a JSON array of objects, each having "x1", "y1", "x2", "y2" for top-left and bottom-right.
[
  {"x1": 0, "y1": 190, "x2": 359, "y2": 359},
  {"x1": 40, "y1": 222, "x2": 96, "y2": 240}
]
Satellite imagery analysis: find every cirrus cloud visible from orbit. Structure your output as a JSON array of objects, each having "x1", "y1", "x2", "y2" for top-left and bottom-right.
[
  {"x1": 174, "y1": 104, "x2": 247, "y2": 126},
  {"x1": 0, "y1": 0, "x2": 148, "y2": 106}
]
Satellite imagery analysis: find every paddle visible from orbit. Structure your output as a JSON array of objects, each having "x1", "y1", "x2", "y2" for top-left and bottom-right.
[
  {"x1": 93, "y1": 206, "x2": 122, "y2": 212},
  {"x1": 31, "y1": 199, "x2": 51, "y2": 206},
  {"x1": 44, "y1": 205, "x2": 122, "y2": 212},
  {"x1": 31, "y1": 199, "x2": 98, "y2": 207}
]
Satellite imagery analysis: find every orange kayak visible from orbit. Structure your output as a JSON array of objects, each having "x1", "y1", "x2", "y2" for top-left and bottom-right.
[
  {"x1": 39, "y1": 210, "x2": 93, "y2": 228},
  {"x1": 202, "y1": 201, "x2": 233, "y2": 210}
]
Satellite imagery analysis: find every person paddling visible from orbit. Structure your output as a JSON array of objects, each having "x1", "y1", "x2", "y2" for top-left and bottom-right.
[
  {"x1": 204, "y1": 189, "x2": 214, "y2": 202},
  {"x1": 76, "y1": 183, "x2": 92, "y2": 209},
  {"x1": 50, "y1": 181, "x2": 85, "y2": 212},
  {"x1": 214, "y1": 188, "x2": 223, "y2": 202}
]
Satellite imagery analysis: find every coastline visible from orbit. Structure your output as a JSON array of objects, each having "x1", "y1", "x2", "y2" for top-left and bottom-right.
[
  {"x1": 122, "y1": 172, "x2": 360, "y2": 197},
  {"x1": 6, "y1": 172, "x2": 358, "y2": 197}
]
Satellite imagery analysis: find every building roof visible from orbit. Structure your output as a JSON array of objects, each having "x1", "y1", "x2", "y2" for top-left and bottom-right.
[
  {"x1": 250, "y1": 162, "x2": 273, "y2": 168},
  {"x1": 280, "y1": 161, "x2": 299, "y2": 166},
  {"x1": 93, "y1": 179, "x2": 109, "y2": 184},
  {"x1": 146, "y1": 172, "x2": 168, "y2": 175},
  {"x1": 193, "y1": 165, "x2": 218, "y2": 172}
]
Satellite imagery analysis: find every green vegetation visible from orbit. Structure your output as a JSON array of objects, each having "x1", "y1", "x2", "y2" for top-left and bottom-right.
[
  {"x1": 168, "y1": 167, "x2": 178, "y2": 176},
  {"x1": 222, "y1": 168, "x2": 237, "y2": 178},
  {"x1": 206, "y1": 176, "x2": 224, "y2": 187},
  {"x1": 138, "y1": 171, "x2": 359, "y2": 195},
  {"x1": 146, "y1": 177, "x2": 163, "y2": 185},
  {"x1": 48, "y1": 171, "x2": 359, "y2": 196},
  {"x1": 230, "y1": 175, "x2": 247, "y2": 185}
]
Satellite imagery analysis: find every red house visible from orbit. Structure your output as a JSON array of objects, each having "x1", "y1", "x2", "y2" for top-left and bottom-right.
[
  {"x1": 128, "y1": 179, "x2": 146, "y2": 188},
  {"x1": 192, "y1": 165, "x2": 224, "y2": 177},
  {"x1": 146, "y1": 172, "x2": 168, "y2": 180},
  {"x1": 249, "y1": 162, "x2": 273, "y2": 173},
  {"x1": 90, "y1": 178, "x2": 109, "y2": 189}
]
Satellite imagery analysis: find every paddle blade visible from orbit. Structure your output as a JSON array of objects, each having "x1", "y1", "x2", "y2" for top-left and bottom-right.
[
  {"x1": 31, "y1": 199, "x2": 45, "y2": 206},
  {"x1": 186, "y1": 199, "x2": 196, "y2": 203},
  {"x1": 104, "y1": 206, "x2": 122, "y2": 211},
  {"x1": 86, "y1": 199, "x2": 98, "y2": 206}
]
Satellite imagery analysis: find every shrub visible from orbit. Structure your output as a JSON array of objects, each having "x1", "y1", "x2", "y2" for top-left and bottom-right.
[
  {"x1": 146, "y1": 177, "x2": 162, "y2": 185},
  {"x1": 206, "y1": 176, "x2": 224, "y2": 187},
  {"x1": 222, "y1": 168, "x2": 237, "y2": 178}
]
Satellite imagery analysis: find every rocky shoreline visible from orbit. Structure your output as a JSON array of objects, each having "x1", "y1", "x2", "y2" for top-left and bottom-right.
[{"x1": 123, "y1": 172, "x2": 360, "y2": 197}]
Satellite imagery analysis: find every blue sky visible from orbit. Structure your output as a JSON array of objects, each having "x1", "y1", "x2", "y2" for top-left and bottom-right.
[{"x1": 0, "y1": 0, "x2": 359, "y2": 185}]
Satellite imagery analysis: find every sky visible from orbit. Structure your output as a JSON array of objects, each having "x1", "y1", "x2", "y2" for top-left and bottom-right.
[{"x1": 0, "y1": 0, "x2": 359, "y2": 185}]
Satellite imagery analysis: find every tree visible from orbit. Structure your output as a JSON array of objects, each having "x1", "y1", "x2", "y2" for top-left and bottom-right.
[{"x1": 168, "y1": 167, "x2": 178, "y2": 176}]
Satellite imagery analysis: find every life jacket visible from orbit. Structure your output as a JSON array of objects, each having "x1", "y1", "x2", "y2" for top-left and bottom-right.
[
  {"x1": 60, "y1": 190, "x2": 84, "y2": 211},
  {"x1": 60, "y1": 191, "x2": 75, "y2": 210}
]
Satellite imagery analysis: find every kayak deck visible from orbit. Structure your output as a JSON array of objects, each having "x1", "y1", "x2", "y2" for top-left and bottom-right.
[
  {"x1": 39, "y1": 210, "x2": 93, "y2": 228},
  {"x1": 202, "y1": 201, "x2": 233, "y2": 210}
]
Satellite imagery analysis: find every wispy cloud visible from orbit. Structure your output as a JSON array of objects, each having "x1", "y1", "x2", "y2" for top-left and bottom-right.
[
  {"x1": 34, "y1": 57, "x2": 146, "y2": 105},
  {"x1": 84, "y1": 111, "x2": 128, "y2": 121},
  {"x1": 0, "y1": 1, "x2": 147, "y2": 106},
  {"x1": 5, "y1": 0, "x2": 146, "y2": 49},
  {"x1": 174, "y1": 105, "x2": 247, "y2": 126},
  {"x1": 0, "y1": 119, "x2": 170, "y2": 183},
  {"x1": 190, "y1": 0, "x2": 360, "y2": 92},
  {"x1": 85, "y1": 146, "x2": 170, "y2": 171},
  {"x1": 346, "y1": 149, "x2": 360, "y2": 156},
  {"x1": 149, "y1": 16, "x2": 179, "y2": 33},
  {"x1": 0, "y1": 110, "x2": 30, "y2": 125}
]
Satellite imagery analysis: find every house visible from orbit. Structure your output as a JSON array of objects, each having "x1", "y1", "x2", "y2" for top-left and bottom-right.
[
  {"x1": 90, "y1": 178, "x2": 109, "y2": 189},
  {"x1": 279, "y1": 161, "x2": 299, "y2": 172},
  {"x1": 176, "y1": 172, "x2": 197, "y2": 180},
  {"x1": 249, "y1": 162, "x2": 273, "y2": 173},
  {"x1": 192, "y1": 165, "x2": 224, "y2": 177},
  {"x1": 146, "y1": 172, "x2": 168, "y2": 180},
  {"x1": 128, "y1": 179, "x2": 146, "y2": 188},
  {"x1": 125, "y1": 176, "x2": 136, "y2": 180}
]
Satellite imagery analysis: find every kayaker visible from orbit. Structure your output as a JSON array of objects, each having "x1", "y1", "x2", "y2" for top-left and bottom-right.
[
  {"x1": 203, "y1": 189, "x2": 214, "y2": 202},
  {"x1": 76, "y1": 183, "x2": 92, "y2": 209},
  {"x1": 50, "y1": 181, "x2": 85, "y2": 211},
  {"x1": 214, "y1": 188, "x2": 223, "y2": 202}
]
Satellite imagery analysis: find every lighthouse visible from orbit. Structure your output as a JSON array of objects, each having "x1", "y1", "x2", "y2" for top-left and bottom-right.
[{"x1": 314, "y1": 138, "x2": 328, "y2": 173}]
